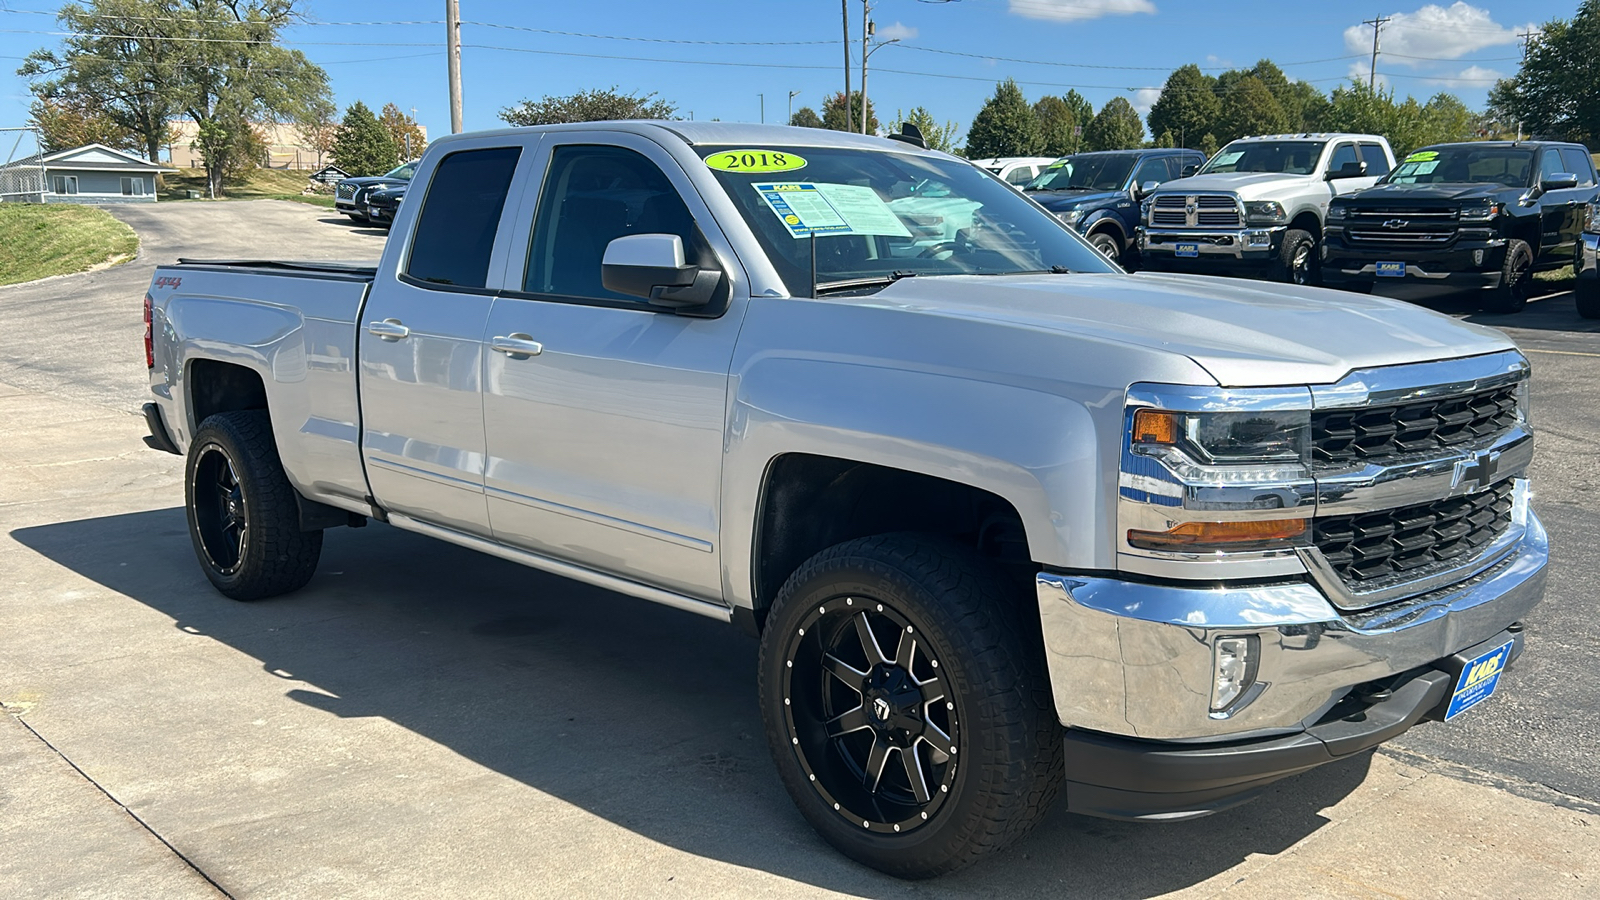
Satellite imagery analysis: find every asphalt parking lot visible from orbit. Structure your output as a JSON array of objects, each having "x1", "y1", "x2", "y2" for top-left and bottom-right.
[{"x1": 1, "y1": 201, "x2": 1596, "y2": 898}]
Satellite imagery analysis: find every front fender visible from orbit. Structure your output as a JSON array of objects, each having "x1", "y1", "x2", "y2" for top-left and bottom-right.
[{"x1": 719, "y1": 356, "x2": 1107, "y2": 609}]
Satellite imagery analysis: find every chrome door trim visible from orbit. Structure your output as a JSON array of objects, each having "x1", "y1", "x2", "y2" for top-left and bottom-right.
[{"x1": 388, "y1": 512, "x2": 731, "y2": 622}]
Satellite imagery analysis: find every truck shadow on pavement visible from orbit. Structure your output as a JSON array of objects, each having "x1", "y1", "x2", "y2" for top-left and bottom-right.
[{"x1": 13, "y1": 508, "x2": 1375, "y2": 898}]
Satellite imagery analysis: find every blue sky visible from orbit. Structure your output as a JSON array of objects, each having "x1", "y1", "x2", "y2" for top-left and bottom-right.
[{"x1": 0, "y1": 0, "x2": 1577, "y2": 150}]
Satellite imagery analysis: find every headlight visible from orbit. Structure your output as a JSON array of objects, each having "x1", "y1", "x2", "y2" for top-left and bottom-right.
[
  {"x1": 1140, "y1": 198, "x2": 1152, "y2": 222},
  {"x1": 1056, "y1": 208, "x2": 1083, "y2": 225},
  {"x1": 1587, "y1": 203, "x2": 1600, "y2": 233},
  {"x1": 1244, "y1": 200, "x2": 1287, "y2": 225},
  {"x1": 1460, "y1": 202, "x2": 1501, "y2": 222},
  {"x1": 1132, "y1": 407, "x2": 1309, "y2": 463},
  {"x1": 1326, "y1": 205, "x2": 1348, "y2": 221}
]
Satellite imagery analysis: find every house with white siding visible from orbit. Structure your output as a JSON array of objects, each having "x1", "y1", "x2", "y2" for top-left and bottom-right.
[{"x1": 0, "y1": 144, "x2": 175, "y2": 203}]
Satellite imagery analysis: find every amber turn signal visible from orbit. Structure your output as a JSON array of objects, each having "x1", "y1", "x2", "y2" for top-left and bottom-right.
[
  {"x1": 1132, "y1": 408, "x2": 1180, "y2": 445},
  {"x1": 1128, "y1": 518, "x2": 1307, "y2": 550}
]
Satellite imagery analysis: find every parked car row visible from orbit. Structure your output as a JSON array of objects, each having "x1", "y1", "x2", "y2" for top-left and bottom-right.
[
  {"x1": 333, "y1": 161, "x2": 415, "y2": 228},
  {"x1": 1011, "y1": 134, "x2": 1600, "y2": 317}
]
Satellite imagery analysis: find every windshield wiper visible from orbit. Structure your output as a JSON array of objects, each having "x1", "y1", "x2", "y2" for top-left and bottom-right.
[{"x1": 813, "y1": 271, "x2": 919, "y2": 295}]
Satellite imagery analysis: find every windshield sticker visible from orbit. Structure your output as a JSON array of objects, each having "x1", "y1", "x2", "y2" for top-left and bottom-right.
[
  {"x1": 1212, "y1": 151, "x2": 1244, "y2": 167},
  {"x1": 705, "y1": 149, "x2": 807, "y2": 173},
  {"x1": 1405, "y1": 150, "x2": 1439, "y2": 162},
  {"x1": 1405, "y1": 161, "x2": 1440, "y2": 175},
  {"x1": 753, "y1": 182, "x2": 911, "y2": 239}
]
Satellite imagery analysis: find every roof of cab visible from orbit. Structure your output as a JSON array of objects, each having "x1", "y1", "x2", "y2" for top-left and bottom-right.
[{"x1": 426, "y1": 120, "x2": 941, "y2": 154}]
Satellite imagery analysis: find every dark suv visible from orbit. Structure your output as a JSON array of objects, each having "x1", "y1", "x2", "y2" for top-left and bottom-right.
[
  {"x1": 334, "y1": 161, "x2": 416, "y2": 224},
  {"x1": 1023, "y1": 149, "x2": 1205, "y2": 262},
  {"x1": 1322, "y1": 141, "x2": 1598, "y2": 313}
]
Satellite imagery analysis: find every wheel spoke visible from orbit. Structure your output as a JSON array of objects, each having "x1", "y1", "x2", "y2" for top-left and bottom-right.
[
  {"x1": 853, "y1": 612, "x2": 889, "y2": 666},
  {"x1": 824, "y1": 704, "x2": 872, "y2": 738},
  {"x1": 919, "y1": 721, "x2": 956, "y2": 761},
  {"x1": 822, "y1": 653, "x2": 868, "y2": 692},
  {"x1": 916, "y1": 674, "x2": 946, "y2": 704},
  {"x1": 893, "y1": 629, "x2": 917, "y2": 669},
  {"x1": 862, "y1": 735, "x2": 892, "y2": 793},
  {"x1": 900, "y1": 743, "x2": 932, "y2": 803}
]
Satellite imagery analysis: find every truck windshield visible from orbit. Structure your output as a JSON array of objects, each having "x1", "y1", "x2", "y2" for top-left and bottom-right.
[
  {"x1": 1381, "y1": 147, "x2": 1534, "y2": 188},
  {"x1": 1200, "y1": 141, "x2": 1326, "y2": 176},
  {"x1": 698, "y1": 145, "x2": 1116, "y2": 296},
  {"x1": 1024, "y1": 155, "x2": 1135, "y2": 192}
]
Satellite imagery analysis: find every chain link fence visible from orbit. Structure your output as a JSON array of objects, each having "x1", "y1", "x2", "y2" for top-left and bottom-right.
[{"x1": 0, "y1": 127, "x2": 47, "y2": 202}]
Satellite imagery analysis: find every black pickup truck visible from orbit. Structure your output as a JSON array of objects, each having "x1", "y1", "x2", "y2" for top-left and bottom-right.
[{"x1": 1321, "y1": 141, "x2": 1599, "y2": 313}]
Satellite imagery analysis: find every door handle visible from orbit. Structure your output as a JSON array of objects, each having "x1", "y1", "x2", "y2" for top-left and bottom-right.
[
  {"x1": 491, "y1": 333, "x2": 543, "y2": 359},
  {"x1": 367, "y1": 318, "x2": 410, "y2": 341}
]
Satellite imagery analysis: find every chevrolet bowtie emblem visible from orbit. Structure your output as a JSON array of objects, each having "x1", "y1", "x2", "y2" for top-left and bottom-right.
[
  {"x1": 1452, "y1": 449, "x2": 1500, "y2": 491},
  {"x1": 1383, "y1": 218, "x2": 1408, "y2": 229}
]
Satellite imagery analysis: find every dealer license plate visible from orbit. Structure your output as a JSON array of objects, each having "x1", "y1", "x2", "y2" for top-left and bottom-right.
[
  {"x1": 1175, "y1": 243, "x2": 1199, "y2": 258},
  {"x1": 1375, "y1": 261, "x2": 1406, "y2": 277},
  {"x1": 1444, "y1": 639, "x2": 1515, "y2": 720}
]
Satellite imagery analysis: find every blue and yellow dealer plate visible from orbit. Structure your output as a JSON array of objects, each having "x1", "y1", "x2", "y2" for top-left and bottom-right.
[{"x1": 1444, "y1": 639, "x2": 1515, "y2": 720}]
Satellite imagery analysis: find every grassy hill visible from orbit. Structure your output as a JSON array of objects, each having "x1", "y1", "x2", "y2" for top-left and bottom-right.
[
  {"x1": 159, "y1": 168, "x2": 335, "y2": 207},
  {"x1": 0, "y1": 204, "x2": 139, "y2": 286}
]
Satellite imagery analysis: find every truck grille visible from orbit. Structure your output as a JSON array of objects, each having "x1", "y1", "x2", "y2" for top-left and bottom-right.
[
  {"x1": 1149, "y1": 194, "x2": 1241, "y2": 228},
  {"x1": 1313, "y1": 479, "x2": 1514, "y2": 590},
  {"x1": 1341, "y1": 207, "x2": 1458, "y2": 246},
  {"x1": 337, "y1": 184, "x2": 356, "y2": 200},
  {"x1": 1311, "y1": 383, "x2": 1521, "y2": 466}
]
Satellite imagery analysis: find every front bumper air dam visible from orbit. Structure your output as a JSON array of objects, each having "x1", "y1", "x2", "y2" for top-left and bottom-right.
[
  {"x1": 1059, "y1": 629, "x2": 1522, "y2": 821},
  {"x1": 1320, "y1": 240, "x2": 1509, "y2": 289}
]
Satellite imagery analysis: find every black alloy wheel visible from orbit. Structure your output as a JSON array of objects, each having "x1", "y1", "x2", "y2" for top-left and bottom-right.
[
  {"x1": 781, "y1": 597, "x2": 959, "y2": 835},
  {"x1": 1482, "y1": 239, "x2": 1533, "y2": 314},
  {"x1": 192, "y1": 444, "x2": 248, "y2": 576}
]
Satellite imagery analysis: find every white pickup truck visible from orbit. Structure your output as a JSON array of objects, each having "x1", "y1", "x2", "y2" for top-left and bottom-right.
[{"x1": 141, "y1": 122, "x2": 1546, "y2": 878}]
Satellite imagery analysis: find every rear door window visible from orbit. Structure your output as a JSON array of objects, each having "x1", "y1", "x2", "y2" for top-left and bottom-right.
[
  {"x1": 1559, "y1": 148, "x2": 1597, "y2": 185},
  {"x1": 404, "y1": 147, "x2": 522, "y2": 289},
  {"x1": 1359, "y1": 144, "x2": 1391, "y2": 176}
]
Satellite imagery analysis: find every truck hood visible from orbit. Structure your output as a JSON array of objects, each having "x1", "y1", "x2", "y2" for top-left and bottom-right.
[
  {"x1": 1028, "y1": 189, "x2": 1124, "y2": 212},
  {"x1": 1339, "y1": 182, "x2": 1519, "y2": 203},
  {"x1": 869, "y1": 272, "x2": 1516, "y2": 386},
  {"x1": 1154, "y1": 172, "x2": 1310, "y2": 201}
]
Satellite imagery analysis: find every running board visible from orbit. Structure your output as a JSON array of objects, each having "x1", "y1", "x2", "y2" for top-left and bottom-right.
[{"x1": 386, "y1": 513, "x2": 734, "y2": 624}]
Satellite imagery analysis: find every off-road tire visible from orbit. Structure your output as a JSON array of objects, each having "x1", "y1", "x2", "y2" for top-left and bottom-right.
[
  {"x1": 757, "y1": 534, "x2": 1063, "y2": 879},
  {"x1": 185, "y1": 410, "x2": 322, "y2": 601},
  {"x1": 1275, "y1": 228, "x2": 1317, "y2": 285},
  {"x1": 1482, "y1": 239, "x2": 1533, "y2": 314},
  {"x1": 1575, "y1": 275, "x2": 1600, "y2": 319}
]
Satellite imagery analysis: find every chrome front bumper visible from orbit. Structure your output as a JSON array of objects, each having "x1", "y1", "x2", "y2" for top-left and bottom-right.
[
  {"x1": 1138, "y1": 226, "x2": 1285, "y2": 261},
  {"x1": 1576, "y1": 232, "x2": 1600, "y2": 281},
  {"x1": 1036, "y1": 506, "x2": 1547, "y2": 741}
]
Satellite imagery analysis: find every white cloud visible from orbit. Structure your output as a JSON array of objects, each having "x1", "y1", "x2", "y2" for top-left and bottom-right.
[
  {"x1": 1348, "y1": 61, "x2": 1387, "y2": 88},
  {"x1": 1009, "y1": 0, "x2": 1157, "y2": 23},
  {"x1": 875, "y1": 21, "x2": 918, "y2": 42},
  {"x1": 1341, "y1": 3, "x2": 1531, "y2": 65},
  {"x1": 1133, "y1": 88, "x2": 1162, "y2": 116},
  {"x1": 1436, "y1": 65, "x2": 1505, "y2": 87}
]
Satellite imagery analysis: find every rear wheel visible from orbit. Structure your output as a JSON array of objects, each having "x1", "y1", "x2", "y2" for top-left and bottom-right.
[
  {"x1": 186, "y1": 410, "x2": 322, "y2": 601},
  {"x1": 1481, "y1": 239, "x2": 1533, "y2": 314},
  {"x1": 757, "y1": 534, "x2": 1062, "y2": 878}
]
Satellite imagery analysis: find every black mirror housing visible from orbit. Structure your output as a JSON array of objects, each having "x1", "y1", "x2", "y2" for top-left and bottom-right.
[{"x1": 1326, "y1": 161, "x2": 1368, "y2": 181}]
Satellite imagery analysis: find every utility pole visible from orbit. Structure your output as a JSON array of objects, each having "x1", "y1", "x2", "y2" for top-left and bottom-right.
[
  {"x1": 1516, "y1": 31, "x2": 1537, "y2": 140},
  {"x1": 861, "y1": 1, "x2": 871, "y2": 134},
  {"x1": 1362, "y1": 15, "x2": 1390, "y2": 91},
  {"x1": 841, "y1": 1, "x2": 852, "y2": 133},
  {"x1": 789, "y1": 90, "x2": 801, "y2": 125},
  {"x1": 759, "y1": 93, "x2": 765, "y2": 124},
  {"x1": 446, "y1": 0, "x2": 463, "y2": 133}
]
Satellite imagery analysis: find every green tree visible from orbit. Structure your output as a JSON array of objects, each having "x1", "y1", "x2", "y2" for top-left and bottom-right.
[
  {"x1": 1154, "y1": 129, "x2": 1175, "y2": 148},
  {"x1": 789, "y1": 106, "x2": 824, "y2": 128},
  {"x1": 966, "y1": 79, "x2": 1040, "y2": 158},
  {"x1": 894, "y1": 107, "x2": 960, "y2": 153},
  {"x1": 1216, "y1": 76, "x2": 1289, "y2": 143},
  {"x1": 1199, "y1": 132, "x2": 1220, "y2": 158},
  {"x1": 822, "y1": 91, "x2": 877, "y2": 134},
  {"x1": 1062, "y1": 90, "x2": 1094, "y2": 148},
  {"x1": 28, "y1": 96, "x2": 143, "y2": 154},
  {"x1": 18, "y1": 0, "x2": 182, "y2": 162},
  {"x1": 1083, "y1": 96, "x2": 1145, "y2": 151},
  {"x1": 499, "y1": 87, "x2": 675, "y2": 126},
  {"x1": 379, "y1": 103, "x2": 426, "y2": 161},
  {"x1": 1322, "y1": 82, "x2": 1398, "y2": 142},
  {"x1": 1490, "y1": 0, "x2": 1600, "y2": 145},
  {"x1": 1033, "y1": 95, "x2": 1078, "y2": 157},
  {"x1": 331, "y1": 101, "x2": 397, "y2": 177},
  {"x1": 1147, "y1": 64, "x2": 1221, "y2": 149}
]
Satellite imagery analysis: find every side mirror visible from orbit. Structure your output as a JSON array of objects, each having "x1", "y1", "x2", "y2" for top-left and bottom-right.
[
  {"x1": 1326, "y1": 161, "x2": 1368, "y2": 181},
  {"x1": 1134, "y1": 180, "x2": 1161, "y2": 199},
  {"x1": 601, "y1": 234, "x2": 720, "y2": 310},
  {"x1": 1181, "y1": 164, "x2": 1199, "y2": 177},
  {"x1": 1540, "y1": 173, "x2": 1579, "y2": 194}
]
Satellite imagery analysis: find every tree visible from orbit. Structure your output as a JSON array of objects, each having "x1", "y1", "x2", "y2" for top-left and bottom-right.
[
  {"x1": 1321, "y1": 82, "x2": 1398, "y2": 143},
  {"x1": 379, "y1": 103, "x2": 426, "y2": 161},
  {"x1": 1033, "y1": 96, "x2": 1078, "y2": 157},
  {"x1": 789, "y1": 106, "x2": 824, "y2": 128},
  {"x1": 1146, "y1": 64, "x2": 1221, "y2": 150},
  {"x1": 1062, "y1": 90, "x2": 1094, "y2": 146},
  {"x1": 1216, "y1": 76, "x2": 1289, "y2": 144},
  {"x1": 499, "y1": 87, "x2": 675, "y2": 126},
  {"x1": 822, "y1": 91, "x2": 877, "y2": 134},
  {"x1": 193, "y1": 110, "x2": 269, "y2": 184},
  {"x1": 293, "y1": 100, "x2": 340, "y2": 169},
  {"x1": 1154, "y1": 129, "x2": 1175, "y2": 148},
  {"x1": 331, "y1": 101, "x2": 397, "y2": 177},
  {"x1": 18, "y1": 0, "x2": 187, "y2": 162},
  {"x1": 1083, "y1": 97, "x2": 1145, "y2": 151},
  {"x1": 1199, "y1": 133, "x2": 1220, "y2": 158},
  {"x1": 28, "y1": 96, "x2": 143, "y2": 153},
  {"x1": 1490, "y1": 0, "x2": 1600, "y2": 145},
  {"x1": 894, "y1": 107, "x2": 960, "y2": 153},
  {"x1": 966, "y1": 79, "x2": 1040, "y2": 158}
]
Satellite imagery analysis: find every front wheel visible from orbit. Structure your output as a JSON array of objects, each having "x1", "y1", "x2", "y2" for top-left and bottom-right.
[
  {"x1": 757, "y1": 534, "x2": 1062, "y2": 878},
  {"x1": 1275, "y1": 228, "x2": 1317, "y2": 285},
  {"x1": 1088, "y1": 230, "x2": 1121, "y2": 260},
  {"x1": 1481, "y1": 239, "x2": 1533, "y2": 314},
  {"x1": 186, "y1": 410, "x2": 322, "y2": 601}
]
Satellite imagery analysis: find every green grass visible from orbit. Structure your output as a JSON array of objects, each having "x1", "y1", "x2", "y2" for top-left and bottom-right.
[
  {"x1": 1534, "y1": 268, "x2": 1575, "y2": 285},
  {"x1": 159, "y1": 168, "x2": 334, "y2": 206},
  {"x1": 0, "y1": 204, "x2": 139, "y2": 286}
]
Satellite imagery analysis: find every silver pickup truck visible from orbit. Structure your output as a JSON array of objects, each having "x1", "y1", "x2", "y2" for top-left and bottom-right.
[{"x1": 141, "y1": 122, "x2": 1546, "y2": 878}]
